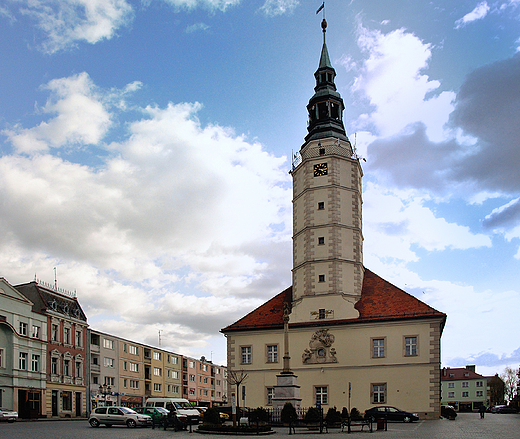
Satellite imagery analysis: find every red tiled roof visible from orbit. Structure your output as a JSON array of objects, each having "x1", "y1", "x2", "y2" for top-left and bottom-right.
[
  {"x1": 221, "y1": 268, "x2": 445, "y2": 333},
  {"x1": 441, "y1": 368, "x2": 484, "y2": 381}
]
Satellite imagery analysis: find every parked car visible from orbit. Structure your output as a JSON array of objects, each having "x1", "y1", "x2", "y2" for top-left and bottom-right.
[
  {"x1": 88, "y1": 406, "x2": 152, "y2": 428},
  {"x1": 133, "y1": 406, "x2": 169, "y2": 423},
  {"x1": 441, "y1": 405, "x2": 457, "y2": 419},
  {"x1": 0, "y1": 408, "x2": 18, "y2": 423},
  {"x1": 492, "y1": 405, "x2": 518, "y2": 414},
  {"x1": 364, "y1": 406, "x2": 419, "y2": 423}
]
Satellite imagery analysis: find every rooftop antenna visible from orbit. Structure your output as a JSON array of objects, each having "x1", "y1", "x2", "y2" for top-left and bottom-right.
[
  {"x1": 351, "y1": 133, "x2": 367, "y2": 162},
  {"x1": 54, "y1": 267, "x2": 58, "y2": 291},
  {"x1": 158, "y1": 330, "x2": 162, "y2": 347}
]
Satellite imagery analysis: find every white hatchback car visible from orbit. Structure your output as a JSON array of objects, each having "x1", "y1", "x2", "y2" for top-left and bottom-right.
[
  {"x1": 0, "y1": 408, "x2": 18, "y2": 423},
  {"x1": 89, "y1": 406, "x2": 152, "y2": 428}
]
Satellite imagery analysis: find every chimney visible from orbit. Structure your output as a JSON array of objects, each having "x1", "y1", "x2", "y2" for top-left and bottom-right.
[{"x1": 466, "y1": 365, "x2": 476, "y2": 372}]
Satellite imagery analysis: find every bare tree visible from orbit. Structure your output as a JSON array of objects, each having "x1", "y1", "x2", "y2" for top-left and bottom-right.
[
  {"x1": 227, "y1": 369, "x2": 248, "y2": 425},
  {"x1": 500, "y1": 366, "x2": 519, "y2": 403}
]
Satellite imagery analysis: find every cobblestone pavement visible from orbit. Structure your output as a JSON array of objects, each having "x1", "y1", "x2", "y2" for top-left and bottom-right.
[{"x1": 3, "y1": 413, "x2": 518, "y2": 439}]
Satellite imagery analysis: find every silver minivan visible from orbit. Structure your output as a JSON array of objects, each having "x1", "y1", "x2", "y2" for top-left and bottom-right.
[{"x1": 89, "y1": 406, "x2": 152, "y2": 428}]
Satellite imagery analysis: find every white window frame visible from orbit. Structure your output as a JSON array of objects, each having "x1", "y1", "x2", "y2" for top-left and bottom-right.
[
  {"x1": 103, "y1": 338, "x2": 114, "y2": 350},
  {"x1": 404, "y1": 336, "x2": 418, "y2": 356},
  {"x1": 372, "y1": 383, "x2": 386, "y2": 404},
  {"x1": 266, "y1": 387, "x2": 275, "y2": 405},
  {"x1": 19, "y1": 321, "x2": 28, "y2": 336},
  {"x1": 315, "y1": 386, "x2": 328, "y2": 405},
  {"x1": 267, "y1": 345, "x2": 278, "y2": 363},
  {"x1": 372, "y1": 338, "x2": 385, "y2": 358},
  {"x1": 19, "y1": 352, "x2": 28, "y2": 370},
  {"x1": 241, "y1": 346, "x2": 252, "y2": 364},
  {"x1": 31, "y1": 354, "x2": 40, "y2": 372}
]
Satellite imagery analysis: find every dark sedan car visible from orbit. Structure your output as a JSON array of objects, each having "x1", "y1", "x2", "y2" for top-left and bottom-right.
[
  {"x1": 365, "y1": 406, "x2": 419, "y2": 422},
  {"x1": 493, "y1": 405, "x2": 518, "y2": 414}
]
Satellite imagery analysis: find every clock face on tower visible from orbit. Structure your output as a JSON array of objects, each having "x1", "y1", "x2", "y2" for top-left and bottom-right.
[{"x1": 313, "y1": 162, "x2": 328, "y2": 176}]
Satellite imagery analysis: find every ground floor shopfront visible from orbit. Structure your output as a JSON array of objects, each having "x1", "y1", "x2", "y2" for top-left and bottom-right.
[{"x1": 46, "y1": 383, "x2": 86, "y2": 418}]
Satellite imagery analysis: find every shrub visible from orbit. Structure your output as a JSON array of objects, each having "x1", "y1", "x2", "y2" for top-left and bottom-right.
[
  {"x1": 281, "y1": 402, "x2": 298, "y2": 424},
  {"x1": 250, "y1": 407, "x2": 269, "y2": 424},
  {"x1": 304, "y1": 406, "x2": 321, "y2": 423},
  {"x1": 325, "y1": 407, "x2": 342, "y2": 425},
  {"x1": 341, "y1": 407, "x2": 349, "y2": 420},
  {"x1": 202, "y1": 407, "x2": 222, "y2": 425},
  {"x1": 350, "y1": 407, "x2": 363, "y2": 421}
]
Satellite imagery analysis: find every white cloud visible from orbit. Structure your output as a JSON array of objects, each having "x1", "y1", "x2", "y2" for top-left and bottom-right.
[
  {"x1": 160, "y1": 0, "x2": 240, "y2": 12},
  {"x1": 18, "y1": 0, "x2": 134, "y2": 53},
  {"x1": 455, "y1": 1, "x2": 490, "y2": 29},
  {"x1": 352, "y1": 25, "x2": 455, "y2": 142},
  {"x1": 0, "y1": 73, "x2": 293, "y2": 355},
  {"x1": 4, "y1": 73, "x2": 111, "y2": 153},
  {"x1": 259, "y1": 0, "x2": 299, "y2": 16},
  {"x1": 186, "y1": 22, "x2": 210, "y2": 33}
]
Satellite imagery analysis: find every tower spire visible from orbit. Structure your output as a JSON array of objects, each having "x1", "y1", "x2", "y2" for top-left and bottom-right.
[{"x1": 303, "y1": 18, "x2": 348, "y2": 145}]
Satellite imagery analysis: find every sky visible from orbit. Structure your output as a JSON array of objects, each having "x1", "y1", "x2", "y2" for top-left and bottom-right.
[{"x1": 1, "y1": 0, "x2": 519, "y2": 378}]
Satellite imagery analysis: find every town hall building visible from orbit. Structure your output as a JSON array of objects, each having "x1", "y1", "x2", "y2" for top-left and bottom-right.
[{"x1": 221, "y1": 20, "x2": 446, "y2": 420}]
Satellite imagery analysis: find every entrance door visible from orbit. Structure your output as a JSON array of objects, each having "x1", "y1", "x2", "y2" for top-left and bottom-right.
[
  {"x1": 75, "y1": 392, "x2": 82, "y2": 417},
  {"x1": 52, "y1": 390, "x2": 59, "y2": 416}
]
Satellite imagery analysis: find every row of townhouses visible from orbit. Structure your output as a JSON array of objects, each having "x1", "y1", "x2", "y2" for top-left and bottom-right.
[{"x1": 0, "y1": 277, "x2": 227, "y2": 419}]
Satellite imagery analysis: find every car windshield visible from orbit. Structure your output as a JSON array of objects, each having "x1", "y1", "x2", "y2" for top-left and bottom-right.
[
  {"x1": 120, "y1": 407, "x2": 136, "y2": 414},
  {"x1": 156, "y1": 408, "x2": 169, "y2": 414},
  {"x1": 174, "y1": 402, "x2": 193, "y2": 409}
]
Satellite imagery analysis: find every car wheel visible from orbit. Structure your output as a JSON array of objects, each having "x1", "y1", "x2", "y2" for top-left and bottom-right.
[
  {"x1": 127, "y1": 419, "x2": 137, "y2": 428},
  {"x1": 89, "y1": 418, "x2": 100, "y2": 427},
  {"x1": 403, "y1": 416, "x2": 411, "y2": 423}
]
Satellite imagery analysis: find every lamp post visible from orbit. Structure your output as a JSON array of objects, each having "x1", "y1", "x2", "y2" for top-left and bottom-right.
[{"x1": 99, "y1": 384, "x2": 111, "y2": 406}]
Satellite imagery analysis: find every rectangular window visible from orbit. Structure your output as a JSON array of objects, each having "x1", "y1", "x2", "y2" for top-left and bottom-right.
[
  {"x1": 476, "y1": 381, "x2": 483, "y2": 387},
  {"x1": 104, "y1": 376, "x2": 115, "y2": 386},
  {"x1": 462, "y1": 391, "x2": 469, "y2": 397},
  {"x1": 448, "y1": 382, "x2": 455, "y2": 388},
  {"x1": 51, "y1": 357, "x2": 58, "y2": 374},
  {"x1": 31, "y1": 325, "x2": 40, "y2": 338},
  {"x1": 103, "y1": 339, "x2": 114, "y2": 349},
  {"x1": 154, "y1": 367, "x2": 162, "y2": 376},
  {"x1": 154, "y1": 383, "x2": 162, "y2": 392},
  {"x1": 189, "y1": 388, "x2": 195, "y2": 395},
  {"x1": 448, "y1": 392, "x2": 455, "y2": 398},
  {"x1": 130, "y1": 363, "x2": 139, "y2": 372},
  {"x1": 267, "y1": 387, "x2": 275, "y2": 405},
  {"x1": 62, "y1": 391, "x2": 72, "y2": 411},
  {"x1": 0, "y1": 348, "x2": 4, "y2": 368},
  {"x1": 462, "y1": 382, "x2": 469, "y2": 388},
  {"x1": 172, "y1": 370, "x2": 179, "y2": 379},
  {"x1": 76, "y1": 361, "x2": 82, "y2": 377},
  {"x1": 372, "y1": 384, "x2": 386, "y2": 404},
  {"x1": 318, "y1": 237, "x2": 325, "y2": 245},
  {"x1": 129, "y1": 345, "x2": 138, "y2": 355},
  {"x1": 64, "y1": 359, "x2": 70, "y2": 376},
  {"x1": 153, "y1": 352, "x2": 161, "y2": 361},
  {"x1": 64, "y1": 327, "x2": 71, "y2": 344},
  {"x1": 19, "y1": 321, "x2": 28, "y2": 335},
  {"x1": 318, "y1": 274, "x2": 325, "y2": 282},
  {"x1": 124, "y1": 379, "x2": 128, "y2": 388},
  {"x1": 171, "y1": 356, "x2": 178, "y2": 364},
  {"x1": 319, "y1": 308, "x2": 326, "y2": 319},
  {"x1": 241, "y1": 346, "x2": 252, "y2": 364},
  {"x1": 130, "y1": 380, "x2": 139, "y2": 389},
  {"x1": 123, "y1": 361, "x2": 127, "y2": 370},
  {"x1": 75, "y1": 330, "x2": 82, "y2": 347},
  {"x1": 31, "y1": 354, "x2": 40, "y2": 372},
  {"x1": 172, "y1": 385, "x2": 179, "y2": 393},
  {"x1": 189, "y1": 361, "x2": 195, "y2": 368},
  {"x1": 318, "y1": 202, "x2": 325, "y2": 210},
  {"x1": 404, "y1": 337, "x2": 418, "y2": 356},
  {"x1": 476, "y1": 391, "x2": 483, "y2": 397},
  {"x1": 203, "y1": 377, "x2": 208, "y2": 384},
  {"x1": 189, "y1": 374, "x2": 196, "y2": 382},
  {"x1": 216, "y1": 380, "x2": 221, "y2": 386},
  {"x1": 104, "y1": 357, "x2": 114, "y2": 368},
  {"x1": 267, "y1": 345, "x2": 278, "y2": 363},
  {"x1": 315, "y1": 386, "x2": 328, "y2": 405},
  {"x1": 19, "y1": 352, "x2": 28, "y2": 370},
  {"x1": 372, "y1": 338, "x2": 385, "y2": 358},
  {"x1": 52, "y1": 324, "x2": 59, "y2": 342}
]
